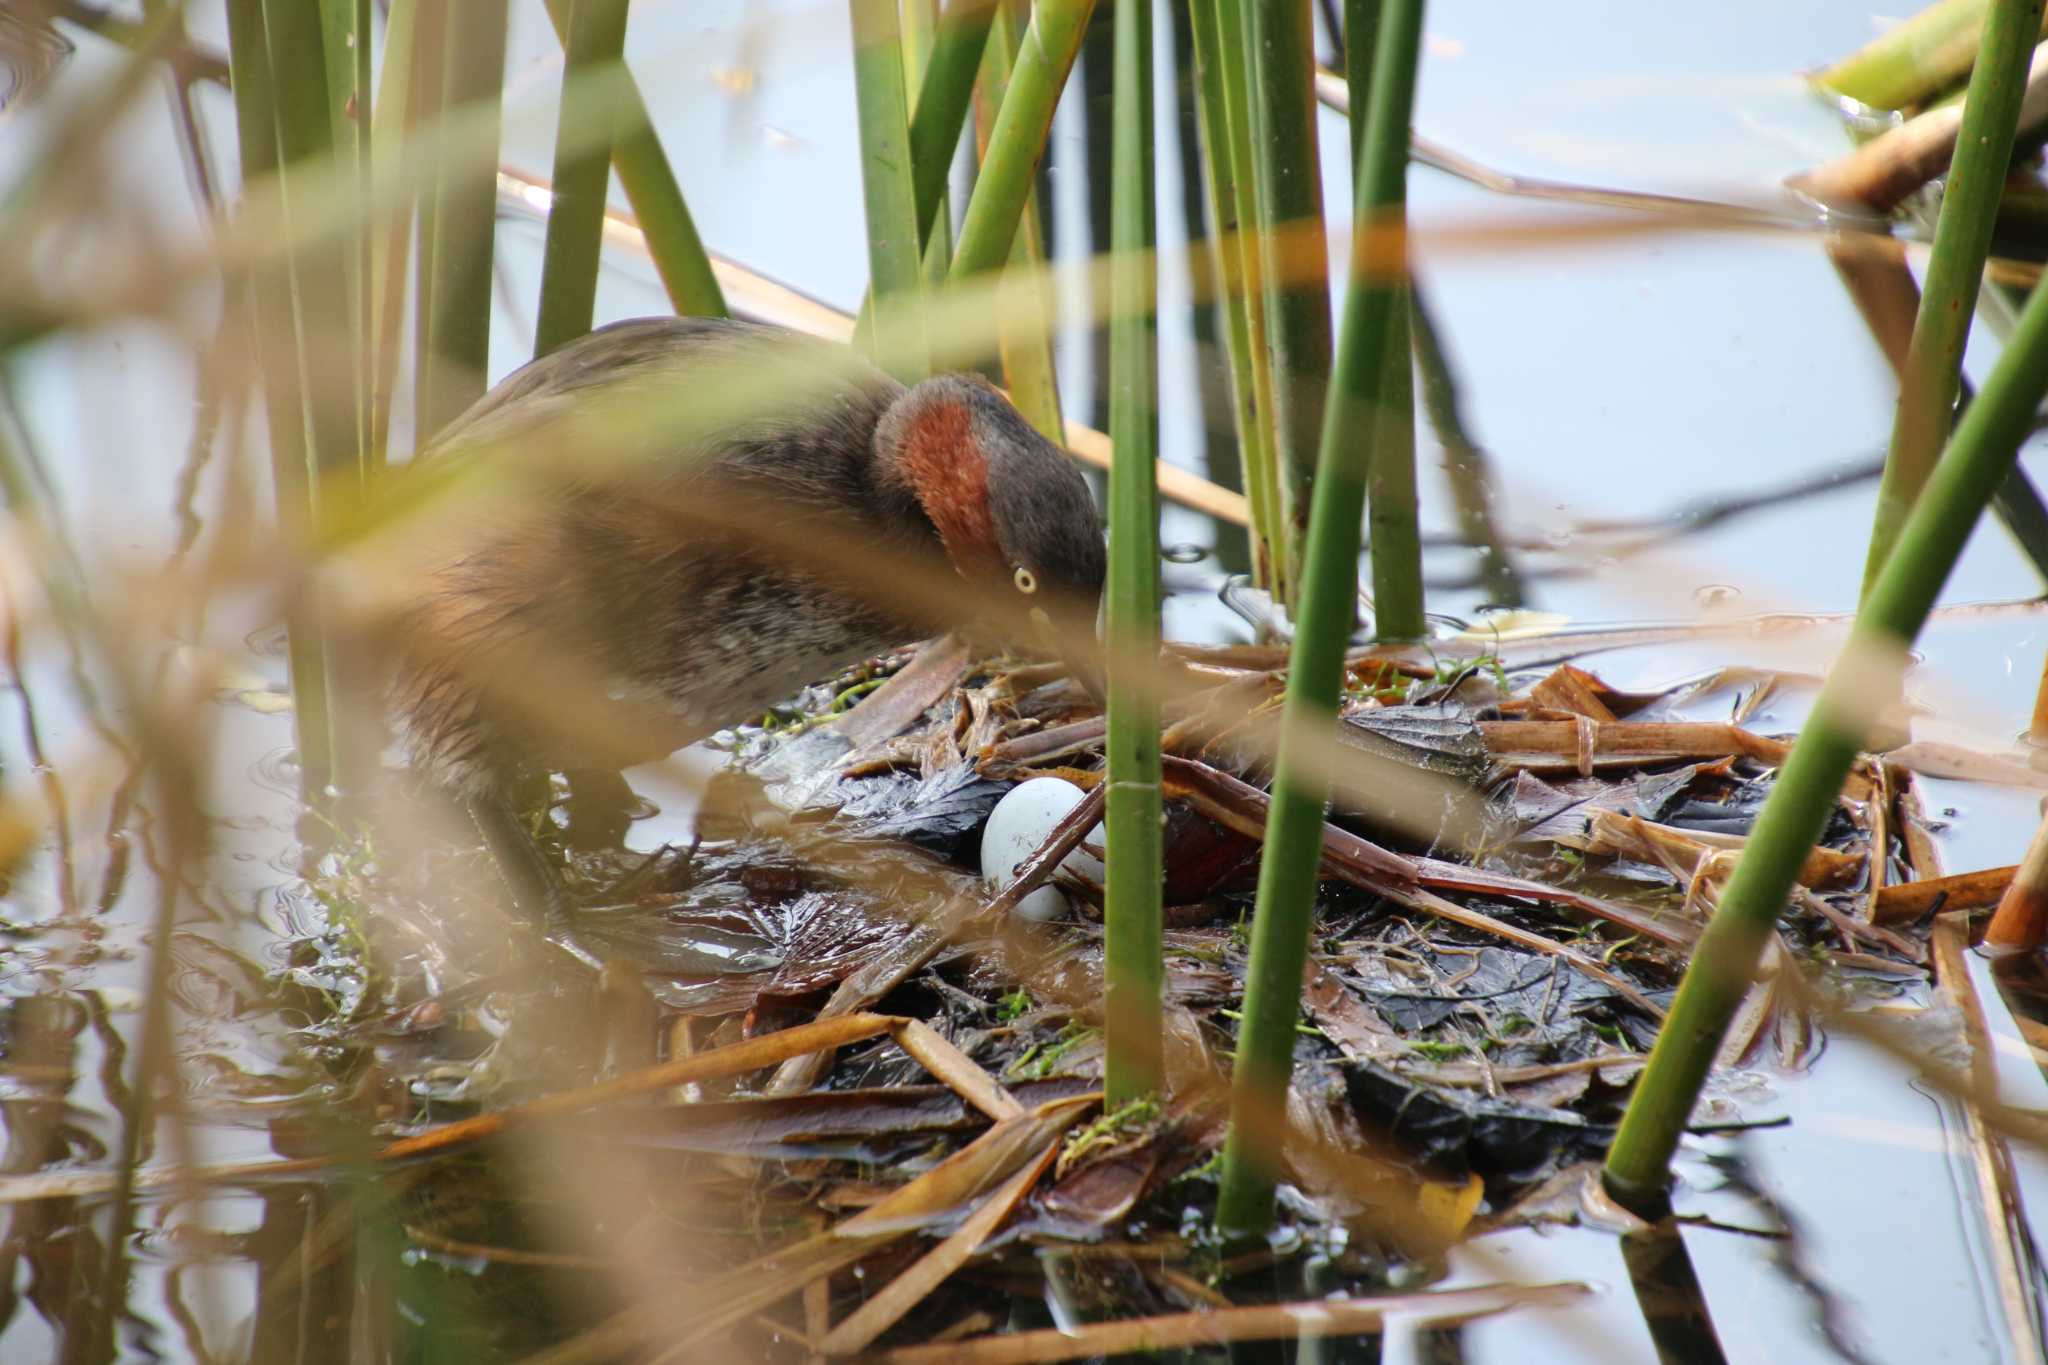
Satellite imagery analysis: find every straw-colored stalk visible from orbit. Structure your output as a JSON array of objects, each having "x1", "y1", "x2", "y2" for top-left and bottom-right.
[
  {"x1": 851, "y1": 0, "x2": 929, "y2": 381},
  {"x1": 535, "y1": 0, "x2": 631, "y2": 358},
  {"x1": 1604, "y1": 211, "x2": 2048, "y2": 1209},
  {"x1": 1984, "y1": 803, "x2": 2048, "y2": 950},
  {"x1": 1188, "y1": 0, "x2": 1285, "y2": 599},
  {"x1": 1862, "y1": 0, "x2": 2045, "y2": 597},
  {"x1": 950, "y1": 0, "x2": 1095, "y2": 281},
  {"x1": 1798, "y1": 46, "x2": 2048, "y2": 214},
  {"x1": 540, "y1": 0, "x2": 728, "y2": 320},
  {"x1": 1217, "y1": 0, "x2": 1428, "y2": 1236},
  {"x1": 1103, "y1": 0, "x2": 1163, "y2": 1106},
  {"x1": 1242, "y1": 0, "x2": 1334, "y2": 600},
  {"x1": 2032, "y1": 647, "x2": 2048, "y2": 743}
]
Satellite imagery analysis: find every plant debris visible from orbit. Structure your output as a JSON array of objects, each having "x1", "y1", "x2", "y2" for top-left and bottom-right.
[{"x1": 292, "y1": 639, "x2": 1944, "y2": 1358}]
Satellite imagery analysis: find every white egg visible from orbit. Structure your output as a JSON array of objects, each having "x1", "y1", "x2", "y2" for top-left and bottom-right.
[
  {"x1": 1009, "y1": 885, "x2": 1071, "y2": 922},
  {"x1": 981, "y1": 776, "x2": 1108, "y2": 921}
]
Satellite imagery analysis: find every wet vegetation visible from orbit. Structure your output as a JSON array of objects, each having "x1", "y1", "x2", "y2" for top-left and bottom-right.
[{"x1": 13, "y1": 0, "x2": 2048, "y2": 1360}]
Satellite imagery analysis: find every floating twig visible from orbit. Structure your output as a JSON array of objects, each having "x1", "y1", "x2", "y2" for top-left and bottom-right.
[{"x1": 862, "y1": 1280, "x2": 1596, "y2": 1364}]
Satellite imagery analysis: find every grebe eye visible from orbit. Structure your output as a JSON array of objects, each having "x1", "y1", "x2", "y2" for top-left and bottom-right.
[{"x1": 1013, "y1": 566, "x2": 1038, "y2": 594}]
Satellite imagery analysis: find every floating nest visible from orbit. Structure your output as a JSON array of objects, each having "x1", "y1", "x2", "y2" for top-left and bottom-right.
[{"x1": 279, "y1": 630, "x2": 1940, "y2": 1358}]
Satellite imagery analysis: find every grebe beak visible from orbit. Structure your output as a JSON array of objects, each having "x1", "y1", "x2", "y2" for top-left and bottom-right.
[{"x1": 1030, "y1": 600, "x2": 1107, "y2": 707}]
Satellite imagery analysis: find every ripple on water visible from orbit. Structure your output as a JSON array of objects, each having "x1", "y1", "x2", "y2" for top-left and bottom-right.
[{"x1": 0, "y1": 10, "x2": 68, "y2": 112}]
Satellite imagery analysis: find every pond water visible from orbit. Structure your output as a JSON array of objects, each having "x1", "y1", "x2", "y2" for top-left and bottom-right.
[{"x1": 5, "y1": 0, "x2": 2048, "y2": 1359}]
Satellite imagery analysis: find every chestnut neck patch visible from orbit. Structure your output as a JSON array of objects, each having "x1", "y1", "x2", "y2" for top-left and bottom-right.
[{"x1": 896, "y1": 397, "x2": 1002, "y2": 579}]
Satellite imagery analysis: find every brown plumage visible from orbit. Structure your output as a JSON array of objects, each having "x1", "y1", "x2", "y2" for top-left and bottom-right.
[{"x1": 390, "y1": 316, "x2": 1106, "y2": 806}]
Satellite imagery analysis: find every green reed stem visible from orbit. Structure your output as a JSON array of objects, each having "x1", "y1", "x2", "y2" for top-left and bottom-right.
[
  {"x1": 1343, "y1": 0, "x2": 1378, "y2": 163},
  {"x1": 1342, "y1": 0, "x2": 1427, "y2": 641},
  {"x1": 851, "y1": 0, "x2": 929, "y2": 380},
  {"x1": 1217, "y1": 0, "x2": 1427, "y2": 1238},
  {"x1": 223, "y1": 0, "x2": 283, "y2": 432},
  {"x1": 410, "y1": 0, "x2": 449, "y2": 429},
  {"x1": 910, "y1": 0, "x2": 995, "y2": 250},
  {"x1": 978, "y1": 0, "x2": 1064, "y2": 441},
  {"x1": 905, "y1": 0, "x2": 943, "y2": 111},
  {"x1": 541, "y1": 0, "x2": 727, "y2": 319},
  {"x1": 1243, "y1": 0, "x2": 1334, "y2": 601},
  {"x1": 414, "y1": 0, "x2": 507, "y2": 440},
  {"x1": 1604, "y1": 204, "x2": 2048, "y2": 1210},
  {"x1": 1189, "y1": 0, "x2": 1283, "y2": 599},
  {"x1": 226, "y1": 0, "x2": 335, "y2": 801},
  {"x1": 264, "y1": 0, "x2": 355, "y2": 478},
  {"x1": 1341, "y1": 0, "x2": 1423, "y2": 638},
  {"x1": 903, "y1": 0, "x2": 955, "y2": 282},
  {"x1": 267, "y1": 0, "x2": 388, "y2": 791},
  {"x1": 1863, "y1": 0, "x2": 2044, "y2": 597},
  {"x1": 536, "y1": 0, "x2": 631, "y2": 357},
  {"x1": 1224, "y1": 0, "x2": 1288, "y2": 608},
  {"x1": 1816, "y1": 0, "x2": 2046, "y2": 111},
  {"x1": 950, "y1": 0, "x2": 1094, "y2": 281},
  {"x1": 853, "y1": 0, "x2": 996, "y2": 344},
  {"x1": 368, "y1": 0, "x2": 417, "y2": 458},
  {"x1": 1366, "y1": 283, "x2": 1422, "y2": 639},
  {"x1": 1104, "y1": 0, "x2": 1164, "y2": 1107},
  {"x1": 319, "y1": 0, "x2": 372, "y2": 466}
]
